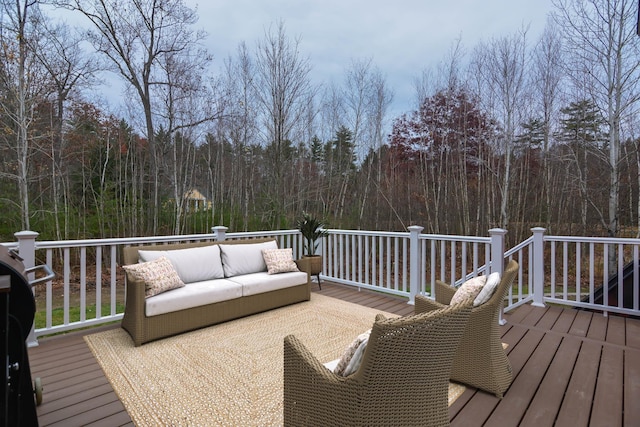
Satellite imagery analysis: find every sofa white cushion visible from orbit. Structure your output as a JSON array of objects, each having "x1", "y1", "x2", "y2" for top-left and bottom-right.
[
  {"x1": 227, "y1": 271, "x2": 308, "y2": 296},
  {"x1": 138, "y1": 245, "x2": 224, "y2": 284},
  {"x1": 219, "y1": 240, "x2": 278, "y2": 277},
  {"x1": 145, "y1": 278, "x2": 242, "y2": 317}
]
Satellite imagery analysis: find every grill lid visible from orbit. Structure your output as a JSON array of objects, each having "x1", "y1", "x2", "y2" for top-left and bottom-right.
[{"x1": 0, "y1": 245, "x2": 36, "y2": 339}]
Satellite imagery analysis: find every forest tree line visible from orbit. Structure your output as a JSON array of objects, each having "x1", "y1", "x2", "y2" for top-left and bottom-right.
[{"x1": 1, "y1": 0, "x2": 639, "y2": 247}]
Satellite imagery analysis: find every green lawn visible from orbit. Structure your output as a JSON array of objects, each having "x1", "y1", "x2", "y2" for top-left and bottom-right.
[{"x1": 34, "y1": 303, "x2": 125, "y2": 329}]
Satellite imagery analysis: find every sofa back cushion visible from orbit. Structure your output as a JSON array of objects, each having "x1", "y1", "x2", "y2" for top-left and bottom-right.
[
  {"x1": 138, "y1": 244, "x2": 224, "y2": 284},
  {"x1": 219, "y1": 240, "x2": 278, "y2": 277}
]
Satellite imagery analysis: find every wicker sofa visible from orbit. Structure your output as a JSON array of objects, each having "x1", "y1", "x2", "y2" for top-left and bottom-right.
[{"x1": 121, "y1": 238, "x2": 310, "y2": 346}]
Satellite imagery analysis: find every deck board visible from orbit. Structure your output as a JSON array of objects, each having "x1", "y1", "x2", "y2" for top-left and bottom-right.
[
  {"x1": 624, "y1": 347, "x2": 640, "y2": 425},
  {"x1": 487, "y1": 333, "x2": 563, "y2": 426},
  {"x1": 518, "y1": 336, "x2": 582, "y2": 426},
  {"x1": 606, "y1": 315, "x2": 627, "y2": 345},
  {"x1": 555, "y1": 340, "x2": 602, "y2": 427},
  {"x1": 27, "y1": 281, "x2": 640, "y2": 426},
  {"x1": 591, "y1": 346, "x2": 624, "y2": 426}
]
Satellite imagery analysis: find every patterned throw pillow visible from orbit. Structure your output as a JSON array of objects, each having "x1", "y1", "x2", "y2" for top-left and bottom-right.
[
  {"x1": 450, "y1": 275, "x2": 487, "y2": 305},
  {"x1": 123, "y1": 256, "x2": 185, "y2": 298},
  {"x1": 473, "y1": 272, "x2": 501, "y2": 306},
  {"x1": 261, "y1": 248, "x2": 300, "y2": 275},
  {"x1": 333, "y1": 329, "x2": 371, "y2": 376}
]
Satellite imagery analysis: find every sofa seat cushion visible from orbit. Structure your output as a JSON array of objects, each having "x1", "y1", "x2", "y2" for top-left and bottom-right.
[
  {"x1": 145, "y1": 279, "x2": 242, "y2": 317},
  {"x1": 227, "y1": 271, "x2": 308, "y2": 297},
  {"x1": 138, "y1": 245, "x2": 224, "y2": 284}
]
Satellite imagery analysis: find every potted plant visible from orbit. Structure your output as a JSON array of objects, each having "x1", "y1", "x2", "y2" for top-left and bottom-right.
[{"x1": 296, "y1": 212, "x2": 328, "y2": 283}]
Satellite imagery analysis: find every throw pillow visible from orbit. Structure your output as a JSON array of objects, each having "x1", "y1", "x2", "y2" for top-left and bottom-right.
[
  {"x1": 473, "y1": 271, "x2": 501, "y2": 306},
  {"x1": 333, "y1": 329, "x2": 371, "y2": 376},
  {"x1": 123, "y1": 256, "x2": 185, "y2": 298},
  {"x1": 450, "y1": 275, "x2": 487, "y2": 305},
  {"x1": 262, "y1": 248, "x2": 299, "y2": 274},
  {"x1": 342, "y1": 335, "x2": 369, "y2": 376}
]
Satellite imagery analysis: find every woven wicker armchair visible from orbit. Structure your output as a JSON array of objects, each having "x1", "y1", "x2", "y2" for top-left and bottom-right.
[
  {"x1": 415, "y1": 260, "x2": 519, "y2": 398},
  {"x1": 283, "y1": 303, "x2": 472, "y2": 427}
]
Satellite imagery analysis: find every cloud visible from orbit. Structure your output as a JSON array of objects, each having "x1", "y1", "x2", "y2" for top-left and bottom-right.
[{"x1": 188, "y1": 0, "x2": 553, "y2": 117}]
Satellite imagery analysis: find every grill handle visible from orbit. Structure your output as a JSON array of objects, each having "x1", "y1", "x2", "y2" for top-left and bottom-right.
[{"x1": 24, "y1": 264, "x2": 55, "y2": 287}]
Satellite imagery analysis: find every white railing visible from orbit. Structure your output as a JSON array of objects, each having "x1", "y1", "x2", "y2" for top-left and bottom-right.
[
  {"x1": 322, "y1": 226, "x2": 501, "y2": 302},
  {"x1": 5, "y1": 225, "x2": 640, "y2": 345}
]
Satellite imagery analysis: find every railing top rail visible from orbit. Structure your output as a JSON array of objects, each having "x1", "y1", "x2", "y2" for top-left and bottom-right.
[
  {"x1": 326, "y1": 229, "x2": 492, "y2": 244},
  {"x1": 505, "y1": 236, "x2": 534, "y2": 256},
  {"x1": 419, "y1": 234, "x2": 491, "y2": 244},
  {"x1": 544, "y1": 235, "x2": 640, "y2": 245},
  {"x1": 327, "y1": 229, "x2": 409, "y2": 238},
  {"x1": 227, "y1": 229, "x2": 299, "y2": 238},
  {"x1": 15, "y1": 229, "x2": 300, "y2": 250},
  {"x1": 31, "y1": 233, "x2": 218, "y2": 249}
]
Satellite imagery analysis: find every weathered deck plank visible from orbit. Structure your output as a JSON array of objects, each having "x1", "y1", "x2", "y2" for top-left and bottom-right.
[
  {"x1": 27, "y1": 282, "x2": 640, "y2": 427},
  {"x1": 555, "y1": 340, "x2": 602, "y2": 427},
  {"x1": 591, "y1": 346, "x2": 624, "y2": 426},
  {"x1": 518, "y1": 336, "x2": 582, "y2": 426}
]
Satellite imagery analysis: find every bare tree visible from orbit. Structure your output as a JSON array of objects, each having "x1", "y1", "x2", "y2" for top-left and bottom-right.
[
  {"x1": 56, "y1": 0, "x2": 206, "y2": 233},
  {"x1": 553, "y1": 0, "x2": 640, "y2": 237},
  {"x1": 471, "y1": 28, "x2": 530, "y2": 230},
  {"x1": 32, "y1": 16, "x2": 100, "y2": 239},
  {"x1": 531, "y1": 19, "x2": 564, "y2": 229},
  {"x1": 253, "y1": 21, "x2": 314, "y2": 225},
  {"x1": 217, "y1": 42, "x2": 259, "y2": 230},
  {"x1": 154, "y1": 42, "x2": 220, "y2": 234},
  {"x1": 358, "y1": 69, "x2": 392, "y2": 228},
  {"x1": 0, "y1": 0, "x2": 50, "y2": 230}
]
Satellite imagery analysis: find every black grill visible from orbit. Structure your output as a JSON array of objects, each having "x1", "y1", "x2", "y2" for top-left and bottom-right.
[{"x1": 1, "y1": 245, "x2": 54, "y2": 427}]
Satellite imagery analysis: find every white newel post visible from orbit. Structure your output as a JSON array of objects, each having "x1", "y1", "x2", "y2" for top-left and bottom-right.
[
  {"x1": 212, "y1": 226, "x2": 228, "y2": 241},
  {"x1": 408, "y1": 225, "x2": 424, "y2": 305},
  {"x1": 489, "y1": 228, "x2": 507, "y2": 325},
  {"x1": 15, "y1": 230, "x2": 39, "y2": 347},
  {"x1": 531, "y1": 227, "x2": 546, "y2": 307}
]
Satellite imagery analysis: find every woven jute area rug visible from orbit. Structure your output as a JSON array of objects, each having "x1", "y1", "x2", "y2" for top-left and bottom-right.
[{"x1": 85, "y1": 293, "x2": 466, "y2": 426}]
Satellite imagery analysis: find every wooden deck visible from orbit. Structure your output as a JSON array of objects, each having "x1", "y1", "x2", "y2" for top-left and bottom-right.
[{"x1": 29, "y1": 281, "x2": 640, "y2": 426}]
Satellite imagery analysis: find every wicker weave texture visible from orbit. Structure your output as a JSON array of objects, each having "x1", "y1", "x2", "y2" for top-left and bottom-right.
[
  {"x1": 284, "y1": 303, "x2": 472, "y2": 427},
  {"x1": 415, "y1": 260, "x2": 519, "y2": 398}
]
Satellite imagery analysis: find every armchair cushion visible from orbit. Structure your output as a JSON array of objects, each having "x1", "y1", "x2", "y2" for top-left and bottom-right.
[
  {"x1": 333, "y1": 329, "x2": 371, "y2": 376},
  {"x1": 262, "y1": 248, "x2": 300, "y2": 274},
  {"x1": 450, "y1": 275, "x2": 486, "y2": 305},
  {"x1": 473, "y1": 272, "x2": 501, "y2": 306},
  {"x1": 123, "y1": 256, "x2": 185, "y2": 298}
]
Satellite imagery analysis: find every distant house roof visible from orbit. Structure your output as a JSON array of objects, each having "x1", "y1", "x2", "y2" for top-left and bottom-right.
[{"x1": 184, "y1": 189, "x2": 206, "y2": 200}]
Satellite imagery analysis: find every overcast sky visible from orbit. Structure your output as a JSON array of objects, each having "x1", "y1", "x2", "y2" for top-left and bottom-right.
[{"x1": 187, "y1": 0, "x2": 555, "y2": 116}]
